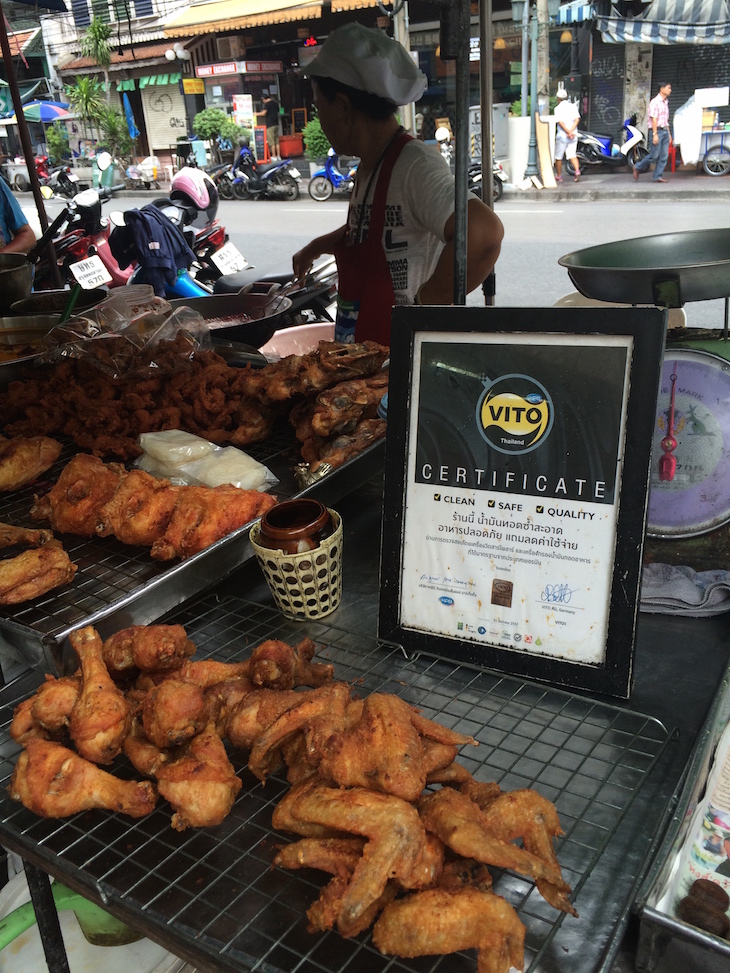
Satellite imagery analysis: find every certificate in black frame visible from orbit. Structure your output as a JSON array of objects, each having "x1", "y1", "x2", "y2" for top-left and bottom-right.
[{"x1": 378, "y1": 306, "x2": 667, "y2": 698}]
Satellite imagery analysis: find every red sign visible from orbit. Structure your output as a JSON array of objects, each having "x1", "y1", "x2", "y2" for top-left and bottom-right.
[
  {"x1": 196, "y1": 62, "x2": 237, "y2": 77},
  {"x1": 241, "y1": 60, "x2": 283, "y2": 73}
]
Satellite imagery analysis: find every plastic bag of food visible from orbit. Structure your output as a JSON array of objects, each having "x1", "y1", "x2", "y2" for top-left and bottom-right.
[
  {"x1": 180, "y1": 446, "x2": 278, "y2": 492},
  {"x1": 134, "y1": 453, "x2": 189, "y2": 485},
  {"x1": 138, "y1": 430, "x2": 215, "y2": 465}
]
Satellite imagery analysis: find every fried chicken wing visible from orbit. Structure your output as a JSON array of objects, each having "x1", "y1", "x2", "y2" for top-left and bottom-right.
[
  {"x1": 102, "y1": 624, "x2": 196, "y2": 676},
  {"x1": 418, "y1": 787, "x2": 574, "y2": 913},
  {"x1": 9, "y1": 738, "x2": 157, "y2": 818},
  {"x1": 9, "y1": 697, "x2": 48, "y2": 745},
  {"x1": 203, "y1": 675, "x2": 254, "y2": 735},
  {"x1": 156, "y1": 720, "x2": 242, "y2": 830},
  {"x1": 224, "y1": 688, "x2": 301, "y2": 750},
  {"x1": 31, "y1": 674, "x2": 81, "y2": 734},
  {"x1": 31, "y1": 453, "x2": 127, "y2": 536},
  {"x1": 0, "y1": 524, "x2": 53, "y2": 549},
  {"x1": 69, "y1": 626, "x2": 131, "y2": 764},
  {"x1": 0, "y1": 435, "x2": 62, "y2": 491},
  {"x1": 95, "y1": 469, "x2": 181, "y2": 546},
  {"x1": 150, "y1": 484, "x2": 277, "y2": 561},
  {"x1": 142, "y1": 678, "x2": 207, "y2": 749},
  {"x1": 0, "y1": 539, "x2": 78, "y2": 605},
  {"x1": 248, "y1": 638, "x2": 334, "y2": 690},
  {"x1": 372, "y1": 888, "x2": 525, "y2": 973},
  {"x1": 272, "y1": 778, "x2": 427, "y2": 937}
]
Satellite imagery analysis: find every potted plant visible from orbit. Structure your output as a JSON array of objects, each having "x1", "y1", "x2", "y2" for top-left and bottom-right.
[{"x1": 302, "y1": 114, "x2": 331, "y2": 177}]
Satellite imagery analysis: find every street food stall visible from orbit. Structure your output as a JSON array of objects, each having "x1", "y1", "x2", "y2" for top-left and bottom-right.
[
  {"x1": 673, "y1": 86, "x2": 730, "y2": 176},
  {"x1": 0, "y1": 6, "x2": 730, "y2": 973}
]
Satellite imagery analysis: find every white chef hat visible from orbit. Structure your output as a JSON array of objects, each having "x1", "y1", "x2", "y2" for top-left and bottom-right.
[
  {"x1": 305, "y1": 22, "x2": 427, "y2": 106},
  {"x1": 556, "y1": 86, "x2": 568, "y2": 99}
]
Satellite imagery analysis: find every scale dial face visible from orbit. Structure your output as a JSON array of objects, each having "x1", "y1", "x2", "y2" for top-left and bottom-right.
[{"x1": 647, "y1": 348, "x2": 730, "y2": 538}]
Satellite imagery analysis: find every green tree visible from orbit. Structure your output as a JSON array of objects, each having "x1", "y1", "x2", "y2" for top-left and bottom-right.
[
  {"x1": 302, "y1": 115, "x2": 331, "y2": 161},
  {"x1": 192, "y1": 107, "x2": 228, "y2": 141},
  {"x1": 97, "y1": 106, "x2": 134, "y2": 160},
  {"x1": 65, "y1": 76, "x2": 105, "y2": 140},
  {"x1": 46, "y1": 122, "x2": 70, "y2": 164},
  {"x1": 81, "y1": 17, "x2": 113, "y2": 103}
]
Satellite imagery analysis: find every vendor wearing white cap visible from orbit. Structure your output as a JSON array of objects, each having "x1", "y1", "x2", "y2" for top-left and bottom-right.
[{"x1": 292, "y1": 22, "x2": 504, "y2": 346}]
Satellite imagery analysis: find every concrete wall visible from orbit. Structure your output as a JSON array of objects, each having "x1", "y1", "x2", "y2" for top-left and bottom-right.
[{"x1": 502, "y1": 114, "x2": 557, "y2": 188}]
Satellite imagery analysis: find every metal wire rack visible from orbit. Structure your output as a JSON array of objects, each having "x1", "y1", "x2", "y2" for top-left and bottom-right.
[{"x1": 0, "y1": 596, "x2": 673, "y2": 973}]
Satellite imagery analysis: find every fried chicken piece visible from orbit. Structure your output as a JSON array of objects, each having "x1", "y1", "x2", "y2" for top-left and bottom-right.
[
  {"x1": 9, "y1": 697, "x2": 48, "y2": 745},
  {"x1": 0, "y1": 436, "x2": 62, "y2": 491},
  {"x1": 156, "y1": 720, "x2": 242, "y2": 831},
  {"x1": 301, "y1": 418, "x2": 387, "y2": 472},
  {"x1": 31, "y1": 674, "x2": 81, "y2": 734},
  {"x1": 313, "y1": 693, "x2": 476, "y2": 802},
  {"x1": 272, "y1": 778, "x2": 427, "y2": 937},
  {"x1": 142, "y1": 678, "x2": 207, "y2": 749},
  {"x1": 479, "y1": 789, "x2": 578, "y2": 916},
  {"x1": 438, "y1": 856, "x2": 493, "y2": 893},
  {"x1": 227, "y1": 399, "x2": 280, "y2": 447},
  {"x1": 95, "y1": 469, "x2": 181, "y2": 546},
  {"x1": 203, "y1": 675, "x2": 255, "y2": 735},
  {"x1": 69, "y1": 626, "x2": 131, "y2": 764},
  {"x1": 0, "y1": 524, "x2": 53, "y2": 549},
  {"x1": 9, "y1": 738, "x2": 157, "y2": 819},
  {"x1": 372, "y1": 888, "x2": 525, "y2": 973},
  {"x1": 176, "y1": 658, "x2": 252, "y2": 689},
  {"x1": 418, "y1": 788, "x2": 575, "y2": 913},
  {"x1": 102, "y1": 624, "x2": 196, "y2": 676},
  {"x1": 31, "y1": 454, "x2": 127, "y2": 536},
  {"x1": 150, "y1": 484, "x2": 277, "y2": 561},
  {"x1": 248, "y1": 682, "x2": 353, "y2": 781},
  {"x1": 309, "y1": 371, "x2": 389, "y2": 438},
  {"x1": 248, "y1": 638, "x2": 334, "y2": 690},
  {"x1": 0, "y1": 539, "x2": 78, "y2": 605},
  {"x1": 224, "y1": 688, "x2": 301, "y2": 750},
  {"x1": 122, "y1": 714, "x2": 170, "y2": 778}
]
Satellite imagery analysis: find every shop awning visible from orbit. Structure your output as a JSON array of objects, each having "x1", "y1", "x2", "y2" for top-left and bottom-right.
[
  {"x1": 597, "y1": 0, "x2": 730, "y2": 43},
  {"x1": 164, "y1": 0, "x2": 321, "y2": 38},
  {"x1": 139, "y1": 73, "x2": 181, "y2": 87},
  {"x1": 117, "y1": 79, "x2": 136, "y2": 91},
  {"x1": 331, "y1": 0, "x2": 381, "y2": 9},
  {"x1": 558, "y1": 0, "x2": 593, "y2": 23}
]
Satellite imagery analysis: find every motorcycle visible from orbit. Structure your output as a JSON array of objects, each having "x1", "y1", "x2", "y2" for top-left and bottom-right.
[
  {"x1": 308, "y1": 149, "x2": 357, "y2": 201},
  {"x1": 125, "y1": 156, "x2": 161, "y2": 191},
  {"x1": 467, "y1": 159, "x2": 508, "y2": 202},
  {"x1": 565, "y1": 114, "x2": 649, "y2": 176},
  {"x1": 231, "y1": 143, "x2": 301, "y2": 201},
  {"x1": 35, "y1": 154, "x2": 84, "y2": 199}
]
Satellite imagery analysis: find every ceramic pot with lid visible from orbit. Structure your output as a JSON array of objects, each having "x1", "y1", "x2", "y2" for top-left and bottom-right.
[{"x1": 257, "y1": 499, "x2": 333, "y2": 554}]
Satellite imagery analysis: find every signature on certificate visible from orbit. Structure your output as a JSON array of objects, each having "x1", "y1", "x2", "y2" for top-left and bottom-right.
[{"x1": 541, "y1": 583, "x2": 577, "y2": 605}]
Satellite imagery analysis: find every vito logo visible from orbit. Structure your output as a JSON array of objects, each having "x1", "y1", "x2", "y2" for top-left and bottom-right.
[{"x1": 476, "y1": 374, "x2": 553, "y2": 455}]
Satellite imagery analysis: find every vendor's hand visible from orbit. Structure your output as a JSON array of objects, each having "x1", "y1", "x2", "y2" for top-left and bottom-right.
[{"x1": 292, "y1": 244, "x2": 317, "y2": 285}]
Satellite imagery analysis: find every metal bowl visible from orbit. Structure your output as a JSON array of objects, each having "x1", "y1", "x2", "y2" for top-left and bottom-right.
[
  {"x1": 0, "y1": 313, "x2": 60, "y2": 333},
  {"x1": 558, "y1": 228, "x2": 730, "y2": 308},
  {"x1": 0, "y1": 254, "x2": 33, "y2": 313}
]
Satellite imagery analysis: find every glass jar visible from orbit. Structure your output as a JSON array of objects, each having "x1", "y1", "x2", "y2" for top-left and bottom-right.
[{"x1": 257, "y1": 499, "x2": 334, "y2": 554}]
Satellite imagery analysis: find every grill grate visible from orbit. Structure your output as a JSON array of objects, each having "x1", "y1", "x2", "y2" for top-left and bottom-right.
[{"x1": 0, "y1": 596, "x2": 672, "y2": 973}]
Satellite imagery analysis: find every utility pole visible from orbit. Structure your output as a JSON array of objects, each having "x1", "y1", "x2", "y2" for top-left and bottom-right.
[
  {"x1": 389, "y1": 1, "x2": 416, "y2": 135},
  {"x1": 536, "y1": 0, "x2": 550, "y2": 113}
]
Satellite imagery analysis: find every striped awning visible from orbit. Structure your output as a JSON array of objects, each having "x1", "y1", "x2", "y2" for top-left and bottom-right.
[
  {"x1": 597, "y1": 0, "x2": 730, "y2": 43},
  {"x1": 558, "y1": 1, "x2": 593, "y2": 24},
  {"x1": 165, "y1": 0, "x2": 321, "y2": 37}
]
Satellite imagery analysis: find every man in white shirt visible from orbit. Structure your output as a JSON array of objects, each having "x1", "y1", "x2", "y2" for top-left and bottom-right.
[{"x1": 554, "y1": 89, "x2": 581, "y2": 183}]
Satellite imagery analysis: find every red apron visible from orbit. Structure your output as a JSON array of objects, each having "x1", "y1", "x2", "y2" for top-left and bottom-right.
[{"x1": 333, "y1": 131, "x2": 412, "y2": 346}]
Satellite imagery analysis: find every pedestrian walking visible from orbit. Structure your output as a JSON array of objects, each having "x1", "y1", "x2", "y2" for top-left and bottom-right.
[{"x1": 633, "y1": 82, "x2": 673, "y2": 183}]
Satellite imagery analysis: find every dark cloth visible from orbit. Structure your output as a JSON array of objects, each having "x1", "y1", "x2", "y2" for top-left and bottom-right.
[
  {"x1": 262, "y1": 99, "x2": 279, "y2": 128},
  {"x1": 109, "y1": 204, "x2": 196, "y2": 296},
  {"x1": 716, "y1": 859, "x2": 730, "y2": 877}
]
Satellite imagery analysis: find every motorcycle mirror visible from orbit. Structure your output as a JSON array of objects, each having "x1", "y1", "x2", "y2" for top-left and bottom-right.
[
  {"x1": 109, "y1": 210, "x2": 126, "y2": 227},
  {"x1": 97, "y1": 151, "x2": 113, "y2": 172},
  {"x1": 40, "y1": 185, "x2": 54, "y2": 199}
]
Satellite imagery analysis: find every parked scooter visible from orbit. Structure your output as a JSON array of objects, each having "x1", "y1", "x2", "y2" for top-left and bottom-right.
[
  {"x1": 231, "y1": 140, "x2": 301, "y2": 201},
  {"x1": 35, "y1": 154, "x2": 84, "y2": 199},
  {"x1": 308, "y1": 148, "x2": 357, "y2": 201},
  {"x1": 435, "y1": 128, "x2": 507, "y2": 201},
  {"x1": 125, "y1": 156, "x2": 161, "y2": 190},
  {"x1": 565, "y1": 114, "x2": 649, "y2": 176}
]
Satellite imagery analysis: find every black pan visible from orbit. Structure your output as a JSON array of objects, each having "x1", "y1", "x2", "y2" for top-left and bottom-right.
[
  {"x1": 168, "y1": 291, "x2": 293, "y2": 348},
  {"x1": 558, "y1": 228, "x2": 730, "y2": 308}
]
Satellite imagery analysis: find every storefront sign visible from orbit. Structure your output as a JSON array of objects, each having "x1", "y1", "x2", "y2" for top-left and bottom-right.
[
  {"x1": 196, "y1": 62, "x2": 237, "y2": 78},
  {"x1": 233, "y1": 93, "x2": 254, "y2": 130},
  {"x1": 240, "y1": 60, "x2": 283, "y2": 74},
  {"x1": 183, "y1": 78, "x2": 205, "y2": 95},
  {"x1": 379, "y1": 306, "x2": 666, "y2": 698}
]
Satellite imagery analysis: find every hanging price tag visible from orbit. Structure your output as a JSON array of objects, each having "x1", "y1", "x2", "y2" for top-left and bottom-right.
[
  {"x1": 210, "y1": 242, "x2": 249, "y2": 275},
  {"x1": 69, "y1": 255, "x2": 113, "y2": 290}
]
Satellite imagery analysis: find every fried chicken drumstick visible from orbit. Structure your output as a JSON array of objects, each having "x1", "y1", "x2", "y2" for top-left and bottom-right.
[
  {"x1": 9, "y1": 738, "x2": 157, "y2": 818},
  {"x1": 69, "y1": 626, "x2": 131, "y2": 764}
]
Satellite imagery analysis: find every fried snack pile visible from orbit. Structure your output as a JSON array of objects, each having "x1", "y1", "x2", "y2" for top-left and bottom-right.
[
  {"x1": 0, "y1": 334, "x2": 388, "y2": 467},
  {"x1": 30, "y1": 453, "x2": 277, "y2": 560},
  {"x1": 8, "y1": 623, "x2": 576, "y2": 973},
  {"x1": 0, "y1": 522, "x2": 77, "y2": 605}
]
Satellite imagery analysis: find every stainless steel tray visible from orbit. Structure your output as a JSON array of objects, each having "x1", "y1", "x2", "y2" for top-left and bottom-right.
[
  {"x1": 634, "y1": 662, "x2": 730, "y2": 971},
  {"x1": 0, "y1": 597, "x2": 673, "y2": 973},
  {"x1": 0, "y1": 434, "x2": 384, "y2": 674}
]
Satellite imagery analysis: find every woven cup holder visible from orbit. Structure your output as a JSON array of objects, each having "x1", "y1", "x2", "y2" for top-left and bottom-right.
[{"x1": 249, "y1": 510, "x2": 343, "y2": 620}]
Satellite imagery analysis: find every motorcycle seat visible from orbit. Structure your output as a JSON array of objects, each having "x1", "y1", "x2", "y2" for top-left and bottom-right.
[
  {"x1": 212, "y1": 268, "x2": 260, "y2": 294},
  {"x1": 254, "y1": 161, "x2": 281, "y2": 174}
]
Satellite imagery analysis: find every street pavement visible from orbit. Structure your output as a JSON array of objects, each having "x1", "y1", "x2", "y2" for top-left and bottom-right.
[{"x1": 503, "y1": 164, "x2": 730, "y2": 202}]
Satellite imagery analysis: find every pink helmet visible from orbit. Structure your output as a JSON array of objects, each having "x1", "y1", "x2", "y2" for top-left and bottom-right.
[{"x1": 170, "y1": 167, "x2": 218, "y2": 226}]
